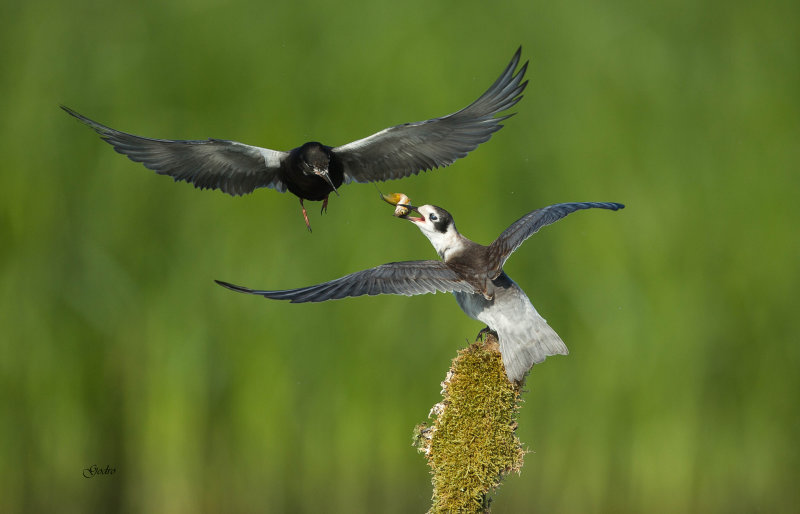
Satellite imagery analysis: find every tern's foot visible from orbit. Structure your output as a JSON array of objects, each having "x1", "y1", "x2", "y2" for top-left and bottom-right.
[
  {"x1": 320, "y1": 196, "x2": 329, "y2": 215},
  {"x1": 299, "y1": 199, "x2": 312, "y2": 232},
  {"x1": 477, "y1": 326, "x2": 497, "y2": 341}
]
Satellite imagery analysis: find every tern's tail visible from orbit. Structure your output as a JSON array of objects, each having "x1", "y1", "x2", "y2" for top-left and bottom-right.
[{"x1": 499, "y1": 315, "x2": 568, "y2": 383}]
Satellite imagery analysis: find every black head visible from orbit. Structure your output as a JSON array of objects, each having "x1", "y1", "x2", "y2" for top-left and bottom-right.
[
  {"x1": 297, "y1": 142, "x2": 332, "y2": 173},
  {"x1": 295, "y1": 142, "x2": 339, "y2": 194}
]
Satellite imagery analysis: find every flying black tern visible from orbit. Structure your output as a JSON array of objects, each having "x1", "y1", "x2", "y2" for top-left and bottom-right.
[
  {"x1": 61, "y1": 48, "x2": 527, "y2": 231},
  {"x1": 216, "y1": 201, "x2": 624, "y2": 382}
]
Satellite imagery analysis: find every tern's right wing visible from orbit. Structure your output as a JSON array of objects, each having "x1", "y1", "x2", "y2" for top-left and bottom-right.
[
  {"x1": 215, "y1": 261, "x2": 477, "y2": 303},
  {"x1": 62, "y1": 105, "x2": 289, "y2": 195}
]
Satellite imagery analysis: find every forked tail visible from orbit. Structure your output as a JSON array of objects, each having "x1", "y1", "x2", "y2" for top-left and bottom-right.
[{"x1": 498, "y1": 316, "x2": 568, "y2": 382}]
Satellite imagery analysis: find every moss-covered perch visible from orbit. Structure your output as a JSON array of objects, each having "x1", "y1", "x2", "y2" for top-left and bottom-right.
[{"x1": 413, "y1": 332, "x2": 525, "y2": 513}]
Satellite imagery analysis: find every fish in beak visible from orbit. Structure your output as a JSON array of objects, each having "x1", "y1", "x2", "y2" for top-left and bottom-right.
[{"x1": 381, "y1": 192, "x2": 422, "y2": 222}]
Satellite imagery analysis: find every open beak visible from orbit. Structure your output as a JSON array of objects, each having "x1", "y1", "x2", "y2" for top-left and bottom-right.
[
  {"x1": 397, "y1": 204, "x2": 423, "y2": 222},
  {"x1": 315, "y1": 168, "x2": 340, "y2": 196}
]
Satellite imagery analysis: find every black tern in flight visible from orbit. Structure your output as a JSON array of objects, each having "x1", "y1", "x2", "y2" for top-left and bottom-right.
[
  {"x1": 216, "y1": 200, "x2": 624, "y2": 382},
  {"x1": 61, "y1": 48, "x2": 528, "y2": 231}
]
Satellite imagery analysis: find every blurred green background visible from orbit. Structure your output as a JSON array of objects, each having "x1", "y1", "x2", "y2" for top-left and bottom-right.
[{"x1": 1, "y1": 0, "x2": 798, "y2": 512}]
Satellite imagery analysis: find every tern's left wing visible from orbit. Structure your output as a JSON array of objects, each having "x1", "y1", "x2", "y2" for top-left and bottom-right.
[
  {"x1": 215, "y1": 260, "x2": 476, "y2": 303},
  {"x1": 487, "y1": 202, "x2": 625, "y2": 274},
  {"x1": 333, "y1": 47, "x2": 527, "y2": 183}
]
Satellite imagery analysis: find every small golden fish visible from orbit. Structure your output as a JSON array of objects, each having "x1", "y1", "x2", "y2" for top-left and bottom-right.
[{"x1": 381, "y1": 192, "x2": 412, "y2": 217}]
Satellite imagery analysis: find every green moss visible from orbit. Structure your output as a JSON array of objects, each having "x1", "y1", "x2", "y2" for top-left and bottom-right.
[{"x1": 415, "y1": 333, "x2": 525, "y2": 513}]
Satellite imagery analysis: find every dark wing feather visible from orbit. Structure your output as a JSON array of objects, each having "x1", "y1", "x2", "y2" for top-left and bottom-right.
[
  {"x1": 333, "y1": 47, "x2": 528, "y2": 183},
  {"x1": 215, "y1": 261, "x2": 476, "y2": 303},
  {"x1": 62, "y1": 105, "x2": 289, "y2": 195},
  {"x1": 487, "y1": 202, "x2": 625, "y2": 273}
]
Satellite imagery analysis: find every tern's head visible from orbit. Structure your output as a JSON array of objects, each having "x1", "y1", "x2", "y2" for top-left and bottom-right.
[
  {"x1": 298, "y1": 142, "x2": 338, "y2": 194},
  {"x1": 401, "y1": 204, "x2": 461, "y2": 259}
]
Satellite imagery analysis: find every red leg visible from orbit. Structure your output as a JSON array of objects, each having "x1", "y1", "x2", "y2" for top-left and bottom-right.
[
  {"x1": 320, "y1": 195, "x2": 330, "y2": 215},
  {"x1": 299, "y1": 198, "x2": 312, "y2": 232}
]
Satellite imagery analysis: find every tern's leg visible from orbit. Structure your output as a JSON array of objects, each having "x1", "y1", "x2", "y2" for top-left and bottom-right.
[
  {"x1": 320, "y1": 195, "x2": 329, "y2": 215},
  {"x1": 299, "y1": 198, "x2": 312, "y2": 232},
  {"x1": 477, "y1": 326, "x2": 498, "y2": 341}
]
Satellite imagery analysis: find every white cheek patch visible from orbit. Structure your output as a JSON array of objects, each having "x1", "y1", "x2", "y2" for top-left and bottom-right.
[{"x1": 419, "y1": 225, "x2": 462, "y2": 260}]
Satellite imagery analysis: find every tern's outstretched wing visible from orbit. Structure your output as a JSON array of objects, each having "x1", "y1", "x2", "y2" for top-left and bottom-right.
[
  {"x1": 333, "y1": 47, "x2": 527, "y2": 183},
  {"x1": 215, "y1": 260, "x2": 476, "y2": 303},
  {"x1": 62, "y1": 105, "x2": 289, "y2": 195},
  {"x1": 488, "y1": 202, "x2": 625, "y2": 273}
]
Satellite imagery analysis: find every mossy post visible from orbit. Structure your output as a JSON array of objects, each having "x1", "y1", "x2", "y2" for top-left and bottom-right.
[{"x1": 413, "y1": 332, "x2": 526, "y2": 513}]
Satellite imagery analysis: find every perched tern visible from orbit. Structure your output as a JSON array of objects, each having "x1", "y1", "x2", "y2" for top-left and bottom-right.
[{"x1": 216, "y1": 200, "x2": 624, "y2": 382}]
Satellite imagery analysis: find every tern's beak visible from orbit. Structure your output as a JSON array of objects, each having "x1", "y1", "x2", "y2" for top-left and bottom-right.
[
  {"x1": 398, "y1": 204, "x2": 423, "y2": 222},
  {"x1": 315, "y1": 168, "x2": 339, "y2": 196}
]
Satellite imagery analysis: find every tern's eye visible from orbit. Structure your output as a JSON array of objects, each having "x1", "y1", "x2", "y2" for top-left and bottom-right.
[{"x1": 429, "y1": 213, "x2": 438, "y2": 222}]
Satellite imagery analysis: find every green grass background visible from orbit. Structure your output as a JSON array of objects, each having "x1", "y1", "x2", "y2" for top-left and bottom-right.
[{"x1": 1, "y1": 0, "x2": 798, "y2": 511}]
